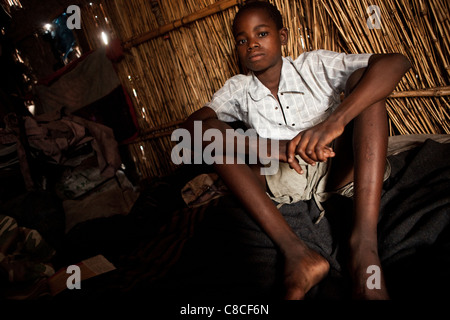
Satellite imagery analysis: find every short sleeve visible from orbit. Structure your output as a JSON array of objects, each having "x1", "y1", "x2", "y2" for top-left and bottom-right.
[
  {"x1": 302, "y1": 50, "x2": 372, "y2": 94},
  {"x1": 204, "y1": 74, "x2": 249, "y2": 123}
]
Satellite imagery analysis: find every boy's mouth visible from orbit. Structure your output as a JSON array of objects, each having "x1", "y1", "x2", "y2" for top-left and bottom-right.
[{"x1": 248, "y1": 53, "x2": 264, "y2": 62}]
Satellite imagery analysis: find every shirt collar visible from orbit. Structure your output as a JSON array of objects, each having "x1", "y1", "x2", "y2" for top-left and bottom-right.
[{"x1": 248, "y1": 56, "x2": 304, "y2": 101}]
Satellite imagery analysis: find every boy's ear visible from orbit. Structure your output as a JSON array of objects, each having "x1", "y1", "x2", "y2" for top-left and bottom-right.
[{"x1": 279, "y1": 27, "x2": 288, "y2": 45}]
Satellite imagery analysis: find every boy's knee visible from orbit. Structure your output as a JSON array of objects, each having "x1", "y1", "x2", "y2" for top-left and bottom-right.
[{"x1": 345, "y1": 68, "x2": 366, "y2": 96}]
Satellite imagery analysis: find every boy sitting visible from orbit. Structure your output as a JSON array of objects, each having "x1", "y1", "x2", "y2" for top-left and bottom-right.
[{"x1": 181, "y1": 1, "x2": 411, "y2": 299}]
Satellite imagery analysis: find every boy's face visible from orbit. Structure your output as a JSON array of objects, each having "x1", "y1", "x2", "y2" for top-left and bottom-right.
[{"x1": 233, "y1": 8, "x2": 287, "y2": 75}]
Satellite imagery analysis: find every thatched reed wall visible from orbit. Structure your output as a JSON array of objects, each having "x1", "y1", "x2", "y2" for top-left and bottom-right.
[{"x1": 79, "y1": 0, "x2": 449, "y2": 180}]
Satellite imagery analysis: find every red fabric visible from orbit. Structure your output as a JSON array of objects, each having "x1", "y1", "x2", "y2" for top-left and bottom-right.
[
  {"x1": 36, "y1": 46, "x2": 137, "y2": 144},
  {"x1": 38, "y1": 39, "x2": 124, "y2": 86},
  {"x1": 37, "y1": 51, "x2": 94, "y2": 86}
]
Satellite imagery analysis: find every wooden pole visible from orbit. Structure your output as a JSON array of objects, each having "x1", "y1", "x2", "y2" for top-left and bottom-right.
[
  {"x1": 389, "y1": 86, "x2": 450, "y2": 98},
  {"x1": 123, "y1": 0, "x2": 240, "y2": 49},
  {"x1": 140, "y1": 119, "x2": 186, "y2": 135},
  {"x1": 128, "y1": 84, "x2": 450, "y2": 142}
]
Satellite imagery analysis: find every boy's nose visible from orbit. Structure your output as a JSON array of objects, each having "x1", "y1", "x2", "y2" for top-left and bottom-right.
[{"x1": 247, "y1": 40, "x2": 260, "y2": 51}]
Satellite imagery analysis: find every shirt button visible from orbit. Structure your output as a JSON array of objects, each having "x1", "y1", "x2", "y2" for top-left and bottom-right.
[
  {"x1": 275, "y1": 107, "x2": 278, "y2": 110},
  {"x1": 286, "y1": 106, "x2": 289, "y2": 109},
  {"x1": 292, "y1": 124, "x2": 295, "y2": 126},
  {"x1": 278, "y1": 123, "x2": 282, "y2": 125}
]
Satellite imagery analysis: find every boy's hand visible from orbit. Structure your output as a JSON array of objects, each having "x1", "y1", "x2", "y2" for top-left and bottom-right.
[
  {"x1": 277, "y1": 140, "x2": 289, "y2": 163},
  {"x1": 286, "y1": 119, "x2": 344, "y2": 174}
]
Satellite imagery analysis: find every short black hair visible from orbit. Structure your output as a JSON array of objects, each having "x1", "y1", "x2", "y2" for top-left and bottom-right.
[{"x1": 232, "y1": 1, "x2": 284, "y2": 36}]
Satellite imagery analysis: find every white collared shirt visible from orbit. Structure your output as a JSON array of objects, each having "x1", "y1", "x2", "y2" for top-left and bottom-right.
[{"x1": 205, "y1": 50, "x2": 372, "y2": 140}]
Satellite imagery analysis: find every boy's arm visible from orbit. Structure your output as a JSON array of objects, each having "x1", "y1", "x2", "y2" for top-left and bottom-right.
[
  {"x1": 181, "y1": 106, "x2": 220, "y2": 133},
  {"x1": 181, "y1": 107, "x2": 285, "y2": 163},
  {"x1": 287, "y1": 53, "x2": 411, "y2": 171}
]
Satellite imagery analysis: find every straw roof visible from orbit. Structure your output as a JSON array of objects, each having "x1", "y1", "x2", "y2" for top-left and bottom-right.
[{"x1": 79, "y1": 0, "x2": 449, "y2": 179}]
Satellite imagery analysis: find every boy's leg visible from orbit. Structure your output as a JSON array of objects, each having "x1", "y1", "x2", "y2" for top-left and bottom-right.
[
  {"x1": 206, "y1": 123, "x2": 329, "y2": 299},
  {"x1": 327, "y1": 68, "x2": 390, "y2": 299},
  {"x1": 214, "y1": 161, "x2": 329, "y2": 299}
]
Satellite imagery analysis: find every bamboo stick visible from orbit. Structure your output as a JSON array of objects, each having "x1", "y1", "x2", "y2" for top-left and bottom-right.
[
  {"x1": 140, "y1": 119, "x2": 186, "y2": 135},
  {"x1": 133, "y1": 84, "x2": 450, "y2": 134},
  {"x1": 389, "y1": 86, "x2": 450, "y2": 98},
  {"x1": 123, "y1": 0, "x2": 240, "y2": 49}
]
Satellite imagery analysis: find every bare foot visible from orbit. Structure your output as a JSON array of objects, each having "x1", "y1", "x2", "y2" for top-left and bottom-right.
[
  {"x1": 349, "y1": 239, "x2": 390, "y2": 300},
  {"x1": 283, "y1": 246, "x2": 330, "y2": 300}
]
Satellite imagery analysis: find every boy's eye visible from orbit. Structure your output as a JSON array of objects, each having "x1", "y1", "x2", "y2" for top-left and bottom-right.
[
  {"x1": 258, "y1": 31, "x2": 268, "y2": 37},
  {"x1": 236, "y1": 39, "x2": 247, "y2": 45}
]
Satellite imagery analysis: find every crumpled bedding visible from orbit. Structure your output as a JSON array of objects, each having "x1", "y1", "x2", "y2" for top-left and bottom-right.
[
  {"x1": 0, "y1": 110, "x2": 122, "y2": 190},
  {"x1": 63, "y1": 170, "x2": 140, "y2": 233}
]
